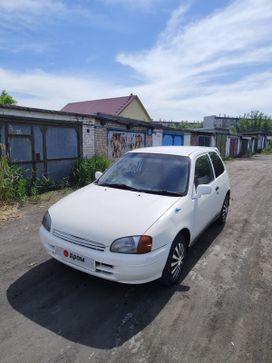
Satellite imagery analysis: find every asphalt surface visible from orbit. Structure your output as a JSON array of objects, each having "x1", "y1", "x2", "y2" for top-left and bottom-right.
[{"x1": 1, "y1": 154, "x2": 272, "y2": 363}]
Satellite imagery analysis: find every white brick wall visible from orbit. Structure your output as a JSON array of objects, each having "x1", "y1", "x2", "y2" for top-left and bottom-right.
[
  {"x1": 183, "y1": 133, "x2": 191, "y2": 146},
  {"x1": 152, "y1": 130, "x2": 163, "y2": 146},
  {"x1": 82, "y1": 122, "x2": 95, "y2": 158}
]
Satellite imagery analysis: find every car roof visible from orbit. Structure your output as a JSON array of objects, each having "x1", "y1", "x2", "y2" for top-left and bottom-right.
[{"x1": 129, "y1": 146, "x2": 219, "y2": 158}]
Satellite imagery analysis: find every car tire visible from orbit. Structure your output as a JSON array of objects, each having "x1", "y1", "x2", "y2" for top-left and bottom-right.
[
  {"x1": 217, "y1": 194, "x2": 230, "y2": 225},
  {"x1": 159, "y1": 233, "x2": 188, "y2": 286}
]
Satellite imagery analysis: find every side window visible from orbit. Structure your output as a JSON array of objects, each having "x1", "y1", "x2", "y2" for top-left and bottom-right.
[
  {"x1": 194, "y1": 154, "x2": 214, "y2": 187},
  {"x1": 209, "y1": 152, "x2": 225, "y2": 177}
]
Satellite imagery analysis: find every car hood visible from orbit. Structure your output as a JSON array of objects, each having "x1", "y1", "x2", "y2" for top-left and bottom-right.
[{"x1": 49, "y1": 184, "x2": 179, "y2": 246}]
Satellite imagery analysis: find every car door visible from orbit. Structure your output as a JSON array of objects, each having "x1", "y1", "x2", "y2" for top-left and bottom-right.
[
  {"x1": 208, "y1": 151, "x2": 228, "y2": 215},
  {"x1": 192, "y1": 153, "x2": 218, "y2": 239}
]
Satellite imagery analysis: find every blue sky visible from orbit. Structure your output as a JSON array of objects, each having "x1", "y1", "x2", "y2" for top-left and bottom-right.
[{"x1": 0, "y1": 0, "x2": 272, "y2": 121}]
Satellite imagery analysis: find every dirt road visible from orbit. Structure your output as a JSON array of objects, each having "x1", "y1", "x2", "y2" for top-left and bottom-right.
[{"x1": 1, "y1": 154, "x2": 272, "y2": 363}]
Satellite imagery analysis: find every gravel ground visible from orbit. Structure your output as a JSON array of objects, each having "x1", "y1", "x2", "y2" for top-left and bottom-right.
[{"x1": 0, "y1": 154, "x2": 272, "y2": 363}]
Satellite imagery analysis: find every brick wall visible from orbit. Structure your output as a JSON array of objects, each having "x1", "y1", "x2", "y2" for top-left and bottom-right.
[
  {"x1": 94, "y1": 119, "x2": 150, "y2": 160},
  {"x1": 190, "y1": 133, "x2": 198, "y2": 146},
  {"x1": 146, "y1": 134, "x2": 152, "y2": 147},
  {"x1": 94, "y1": 126, "x2": 108, "y2": 158},
  {"x1": 82, "y1": 117, "x2": 157, "y2": 160},
  {"x1": 82, "y1": 121, "x2": 95, "y2": 158}
]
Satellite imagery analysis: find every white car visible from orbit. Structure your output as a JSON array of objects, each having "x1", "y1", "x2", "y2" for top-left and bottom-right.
[{"x1": 40, "y1": 146, "x2": 230, "y2": 285}]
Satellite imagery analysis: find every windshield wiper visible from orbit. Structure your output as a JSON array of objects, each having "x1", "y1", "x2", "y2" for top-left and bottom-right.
[
  {"x1": 98, "y1": 183, "x2": 141, "y2": 192},
  {"x1": 98, "y1": 183, "x2": 182, "y2": 196},
  {"x1": 142, "y1": 189, "x2": 183, "y2": 197}
]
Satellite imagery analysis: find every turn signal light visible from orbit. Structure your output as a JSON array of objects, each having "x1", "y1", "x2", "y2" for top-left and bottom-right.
[{"x1": 137, "y1": 235, "x2": 152, "y2": 254}]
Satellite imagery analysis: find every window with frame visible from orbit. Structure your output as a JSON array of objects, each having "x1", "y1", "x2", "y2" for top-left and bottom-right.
[
  {"x1": 194, "y1": 154, "x2": 214, "y2": 187},
  {"x1": 198, "y1": 135, "x2": 211, "y2": 147},
  {"x1": 209, "y1": 152, "x2": 225, "y2": 177},
  {"x1": 8, "y1": 124, "x2": 31, "y2": 135}
]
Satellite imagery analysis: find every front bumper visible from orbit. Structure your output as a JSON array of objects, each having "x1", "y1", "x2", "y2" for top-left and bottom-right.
[{"x1": 39, "y1": 226, "x2": 169, "y2": 284}]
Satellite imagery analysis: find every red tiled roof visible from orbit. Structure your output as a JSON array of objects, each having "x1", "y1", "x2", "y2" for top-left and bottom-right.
[{"x1": 61, "y1": 95, "x2": 136, "y2": 116}]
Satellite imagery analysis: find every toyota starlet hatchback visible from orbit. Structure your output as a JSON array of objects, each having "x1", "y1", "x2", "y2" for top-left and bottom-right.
[{"x1": 40, "y1": 146, "x2": 230, "y2": 285}]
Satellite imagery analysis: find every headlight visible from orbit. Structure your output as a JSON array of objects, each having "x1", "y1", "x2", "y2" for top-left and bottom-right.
[
  {"x1": 42, "y1": 211, "x2": 52, "y2": 232},
  {"x1": 110, "y1": 235, "x2": 152, "y2": 254}
]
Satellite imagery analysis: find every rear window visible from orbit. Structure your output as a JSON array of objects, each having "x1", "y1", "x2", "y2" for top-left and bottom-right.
[{"x1": 209, "y1": 152, "x2": 225, "y2": 177}]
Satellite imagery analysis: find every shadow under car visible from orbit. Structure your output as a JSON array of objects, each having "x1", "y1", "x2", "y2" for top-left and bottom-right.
[{"x1": 7, "y1": 223, "x2": 224, "y2": 349}]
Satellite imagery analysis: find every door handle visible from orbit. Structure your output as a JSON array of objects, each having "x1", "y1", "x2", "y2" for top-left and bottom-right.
[{"x1": 215, "y1": 186, "x2": 219, "y2": 191}]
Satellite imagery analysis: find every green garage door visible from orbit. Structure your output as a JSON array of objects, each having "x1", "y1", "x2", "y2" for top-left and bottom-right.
[{"x1": 216, "y1": 134, "x2": 227, "y2": 158}]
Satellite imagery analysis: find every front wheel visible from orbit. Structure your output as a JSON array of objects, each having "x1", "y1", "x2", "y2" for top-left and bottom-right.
[{"x1": 159, "y1": 234, "x2": 187, "y2": 286}]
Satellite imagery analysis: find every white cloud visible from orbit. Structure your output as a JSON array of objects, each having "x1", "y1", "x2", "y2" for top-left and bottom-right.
[
  {"x1": 0, "y1": 42, "x2": 48, "y2": 54},
  {"x1": 117, "y1": 0, "x2": 272, "y2": 119},
  {"x1": 102, "y1": 0, "x2": 161, "y2": 10},
  {"x1": 0, "y1": 0, "x2": 117, "y2": 54},
  {"x1": 0, "y1": 0, "x2": 66, "y2": 35},
  {"x1": 0, "y1": 68, "x2": 128, "y2": 110},
  {"x1": 0, "y1": 0, "x2": 65, "y2": 12}
]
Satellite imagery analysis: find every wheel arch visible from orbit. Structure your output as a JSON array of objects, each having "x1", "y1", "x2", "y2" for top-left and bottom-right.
[
  {"x1": 176, "y1": 228, "x2": 191, "y2": 249},
  {"x1": 226, "y1": 189, "x2": 231, "y2": 203}
]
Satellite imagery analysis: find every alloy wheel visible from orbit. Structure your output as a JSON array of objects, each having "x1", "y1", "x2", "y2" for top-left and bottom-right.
[
  {"x1": 171, "y1": 242, "x2": 185, "y2": 280},
  {"x1": 222, "y1": 198, "x2": 229, "y2": 222}
]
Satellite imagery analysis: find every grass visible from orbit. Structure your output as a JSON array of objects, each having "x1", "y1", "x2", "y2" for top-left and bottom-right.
[
  {"x1": 0, "y1": 204, "x2": 21, "y2": 222},
  {"x1": 73, "y1": 156, "x2": 110, "y2": 187},
  {"x1": 261, "y1": 143, "x2": 272, "y2": 154},
  {"x1": 0, "y1": 154, "x2": 82, "y2": 207},
  {"x1": 0, "y1": 157, "x2": 30, "y2": 205},
  {"x1": 39, "y1": 187, "x2": 73, "y2": 203},
  {"x1": 0, "y1": 188, "x2": 73, "y2": 223}
]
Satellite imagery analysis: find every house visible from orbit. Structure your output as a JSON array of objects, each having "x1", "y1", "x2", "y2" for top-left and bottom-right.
[
  {"x1": 61, "y1": 94, "x2": 152, "y2": 122},
  {"x1": 238, "y1": 131, "x2": 268, "y2": 156},
  {"x1": 1, "y1": 102, "x2": 269, "y2": 184},
  {"x1": 152, "y1": 127, "x2": 191, "y2": 147},
  {"x1": 0, "y1": 105, "x2": 155, "y2": 180},
  {"x1": 191, "y1": 128, "x2": 229, "y2": 157},
  {"x1": 0, "y1": 104, "x2": 84, "y2": 182},
  {"x1": 203, "y1": 115, "x2": 240, "y2": 129}
]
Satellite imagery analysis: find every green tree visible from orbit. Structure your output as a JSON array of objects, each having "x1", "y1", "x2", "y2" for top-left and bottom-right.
[
  {"x1": 238, "y1": 111, "x2": 272, "y2": 133},
  {"x1": 0, "y1": 90, "x2": 17, "y2": 105},
  {"x1": 229, "y1": 126, "x2": 237, "y2": 135},
  {"x1": 177, "y1": 120, "x2": 203, "y2": 129}
]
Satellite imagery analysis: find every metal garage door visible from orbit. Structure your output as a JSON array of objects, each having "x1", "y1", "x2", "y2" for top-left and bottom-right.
[
  {"x1": 163, "y1": 134, "x2": 184, "y2": 146},
  {"x1": 7, "y1": 123, "x2": 80, "y2": 182},
  {"x1": 216, "y1": 133, "x2": 227, "y2": 158}
]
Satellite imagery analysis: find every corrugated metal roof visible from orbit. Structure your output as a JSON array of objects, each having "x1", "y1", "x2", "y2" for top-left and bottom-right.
[
  {"x1": 61, "y1": 95, "x2": 136, "y2": 116},
  {"x1": 0, "y1": 104, "x2": 92, "y2": 119}
]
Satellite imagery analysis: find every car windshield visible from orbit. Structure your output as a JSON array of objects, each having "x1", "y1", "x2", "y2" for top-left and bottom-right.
[{"x1": 96, "y1": 152, "x2": 190, "y2": 196}]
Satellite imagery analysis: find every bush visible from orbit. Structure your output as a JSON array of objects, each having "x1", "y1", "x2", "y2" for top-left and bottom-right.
[
  {"x1": 0, "y1": 157, "x2": 29, "y2": 204},
  {"x1": 262, "y1": 142, "x2": 272, "y2": 154},
  {"x1": 0, "y1": 157, "x2": 47, "y2": 204},
  {"x1": 0, "y1": 155, "x2": 110, "y2": 204},
  {"x1": 40, "y1": 175, "x2": 54, "y2": 192},
  {"x1": 73, "y1": 156, "x2": 110, "y2": 187}
]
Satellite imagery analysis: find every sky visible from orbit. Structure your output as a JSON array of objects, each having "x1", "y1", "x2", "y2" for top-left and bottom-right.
[{"x1": 0, "y1": 0, "x2": 272, "y2": 121}]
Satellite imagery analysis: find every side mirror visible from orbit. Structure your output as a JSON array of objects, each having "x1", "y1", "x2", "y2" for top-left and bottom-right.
[
  {"x1": 95, "y1": 171, "x2": 102, "y2": 180},
  {"x1": 196, "y1": 184, "x2": 212, "y2": 197}
]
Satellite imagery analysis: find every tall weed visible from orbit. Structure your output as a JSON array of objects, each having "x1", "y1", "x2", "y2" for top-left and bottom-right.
[
  {"x1": 262, "y1": 142, "x2": 272, "y2": 154},
  {"x1": 73, "y1": 156, "x2": 110, "y2": 187},
  {"x1": 0, "y1": 157, "x2": 28, "y2": 204}
]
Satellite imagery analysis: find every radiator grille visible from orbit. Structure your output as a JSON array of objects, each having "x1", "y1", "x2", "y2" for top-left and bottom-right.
[{"x1": 53, "y1": 229, "x2": 106, "y2": 252}]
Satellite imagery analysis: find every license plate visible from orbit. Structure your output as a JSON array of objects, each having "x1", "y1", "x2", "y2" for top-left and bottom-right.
[{"x1": 56, "y1": 246, "x2": 95, "y2": 271}]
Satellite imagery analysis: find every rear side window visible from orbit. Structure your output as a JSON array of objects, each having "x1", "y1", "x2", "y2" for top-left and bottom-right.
[
  {"x1": 209, "y1": 152, "x2": 225, "y2": 177},
  {"x1": 194, "y1": 154, "x2": 214, "y2": 187}
]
